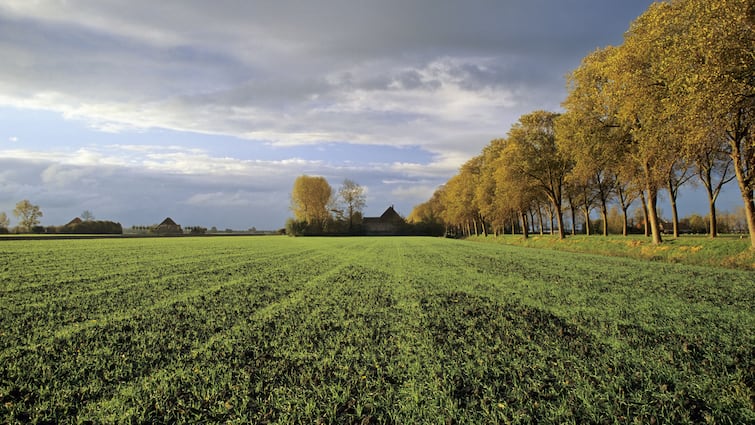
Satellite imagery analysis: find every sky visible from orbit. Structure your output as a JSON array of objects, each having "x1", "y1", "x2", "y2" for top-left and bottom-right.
[{"x1": 0, "y1": 0, "x2": 742, "y2": 230}]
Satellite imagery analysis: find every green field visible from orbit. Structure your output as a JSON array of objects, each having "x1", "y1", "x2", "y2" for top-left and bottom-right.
[{"x1": 1, "y1": 237, "x2": 753, "y2": 424}]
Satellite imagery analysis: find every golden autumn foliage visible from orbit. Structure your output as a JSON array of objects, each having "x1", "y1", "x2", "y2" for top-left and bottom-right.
[
  {"x1": 409, "y1": 0, "x2": 755, "y2": 248},
  {"x1": 290, "y1": 175, "x2": 333, "y2": 226}
]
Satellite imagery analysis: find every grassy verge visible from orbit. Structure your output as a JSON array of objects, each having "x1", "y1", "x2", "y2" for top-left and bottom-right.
[{"x1": 466, "y1": 233, "x2": 755, "y2": 270}]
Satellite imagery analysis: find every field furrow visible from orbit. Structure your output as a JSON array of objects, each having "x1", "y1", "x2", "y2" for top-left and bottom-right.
[{"x1": 0, "y1": 236, "x2": 752, "y2": 423}]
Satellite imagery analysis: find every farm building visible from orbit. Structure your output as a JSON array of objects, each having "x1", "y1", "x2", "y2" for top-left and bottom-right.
[
  {"x1": 65, "y1": 217, "x2": 83, "y2": 227},
  {"x1": 154, "y1": 217, "x2": 183, "y2": 235},
  {"x1": 363, "y1": 206, "x2": 405, "y2": 235}
]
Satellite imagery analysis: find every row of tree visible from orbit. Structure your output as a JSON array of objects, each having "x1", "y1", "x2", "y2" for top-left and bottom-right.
[
  {"x1": 129, "y1": 225, "x2": 220, "y2": 235},
  {"x1": 287, "y1": 175, "x2": 368, "y2": 235},
  {"x1": 409, "y1": 0, "x2": 755, "y2": 248}
]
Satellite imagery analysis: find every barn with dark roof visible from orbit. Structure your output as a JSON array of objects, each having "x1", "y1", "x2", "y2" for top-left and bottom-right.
[
  {"x1": 363, "y1": 206, "x2": 405, "y2": 235},
  {"x1": 154, "y1": 217, "x2": 183, "y2": 235}
]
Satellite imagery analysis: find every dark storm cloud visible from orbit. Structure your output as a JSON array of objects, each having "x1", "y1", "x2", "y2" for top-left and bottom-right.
[{"x1": 0, "y1": 0, "x2": 654, "y2": 144}]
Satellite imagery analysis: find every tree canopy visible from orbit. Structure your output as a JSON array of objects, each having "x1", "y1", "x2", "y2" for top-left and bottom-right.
[
  {"x1": 337, "y1": 179, "x2": 367, "y2": 231},
  {"x1": 13, "y1": 200, "x2": 43, "y2": 233},
  {"x1": 290, "y1": 175, "x2": 334, "y2": 229}
]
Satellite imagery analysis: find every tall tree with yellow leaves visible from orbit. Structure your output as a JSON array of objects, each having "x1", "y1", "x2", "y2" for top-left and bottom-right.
[{"x1": 290, "y1": 175, "x2": 333, "y2": 230}]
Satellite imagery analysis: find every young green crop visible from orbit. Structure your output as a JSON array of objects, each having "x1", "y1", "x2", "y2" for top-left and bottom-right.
[{"x1": 0, "y1": 236, "x2": 752, "y2": 423}]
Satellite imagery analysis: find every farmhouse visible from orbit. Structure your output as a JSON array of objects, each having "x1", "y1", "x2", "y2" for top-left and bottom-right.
[
  {"x1": 154, "y1": 217, "x2": 183, "y2": 235},
  {"x1": 363, "y1": 206, "x2": 405, "y2": 235}
]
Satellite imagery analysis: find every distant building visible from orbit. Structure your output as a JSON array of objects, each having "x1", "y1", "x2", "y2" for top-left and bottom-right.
[
  {"x1": 58, "y1": 217, "x2": 122, "y2": 234},
  {"x1": 154, "y1": 217, "x2": 183, "y2": 235},
  {"x1": 363, "y1": 206, "x2": 405, "y2": 235},
  {"x1": 65, "y1": 217, "x2": 83, "y2": 227}
]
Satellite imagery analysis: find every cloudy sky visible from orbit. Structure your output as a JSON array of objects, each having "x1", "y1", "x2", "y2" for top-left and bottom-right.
[{"x1": 0, "y1": 0, "x2": 738, "y2": 230}]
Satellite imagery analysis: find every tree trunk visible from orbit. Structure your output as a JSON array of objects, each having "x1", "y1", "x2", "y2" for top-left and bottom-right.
[
  {"x1": 733, "y1": 150, "x2": 755, "y2": 247},
  {"x1": 549, "y1": 209, "x2": 555, "y2": 235},
  {"x1": 555, "y1": 205, "x2": 565, "y2": 239},
  {"x1": 727, "y1": 118, "x2": 755, "y2": 248},
  {"x1": 646, "y1": 186, "x2": 663, "y2": 245},
  {"x1": 600, "y1": 199, "x2": 609, "y2": 236},
  {"x1": 520, "y1": 210, "x2": 529, "y2": 239},
  {"x1": 743, "y1": 193, "x2": 755, "y2": 248},
  {"x1": 621, "y1": 205, "x2": 629, "y2": 237},
  {"x1": 700, "y1": 170, "x2": 721, "y2": 238},
  {"x1": 567, "y1": 193, "x2": 577, "y2": 235},
  {"x1": 582, "y1": 206, "x2": 591, "y2": 236},
  {"x1": 348, "y1": 205, "x2": 354, "y2": 232},
  {"x1": 667, "y1": 179, "x2": 680, "y2": 238},
  {"x1": 570, "y1": 204, "x2": 577, "y2": 235},
  {"x1": 707, "y1": 195, "x2": 718, "y2": 238},
  {"x1": 537, "y1": 208, "x2": 544, "y2": 235},
  {"x1": 616, "y1": 183, "x2": 636, "y2": 237},
  {"x1": 639, "y1": 191, "x2": 650, "y2": 237}
]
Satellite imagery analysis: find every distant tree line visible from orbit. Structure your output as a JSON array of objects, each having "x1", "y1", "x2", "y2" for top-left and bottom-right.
[
  {"x1": 51, "y1": 220, "x2": 123, "y2": 235},
  {"x1": 409, "y1": 0, "x2": 755, "y2": 248},
  {"x1": 129, "y1": 225, "x2": 209, "y2": 235},
  {"x1": 0, "y1": 202, "x2": 262, "y2": 237},
  {"x1": 0, "y1": 201, "x2": 122, "y2": 234}
]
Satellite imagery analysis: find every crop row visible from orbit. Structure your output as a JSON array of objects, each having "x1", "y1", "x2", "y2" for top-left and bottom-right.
[{"x1": 1, "y1": 236, "x2": 753, "y2": 423}]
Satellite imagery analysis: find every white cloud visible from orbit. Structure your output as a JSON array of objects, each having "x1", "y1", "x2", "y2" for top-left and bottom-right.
[
  {"x1": 41, "y1": 163, "x2": 95, "y2": 187},
  {"x1": 390, "y1": 185, "x2": 438, "y2": 201},
  {"x1": 185, "y1": 191, "x2": 255, "y2": 207}
]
